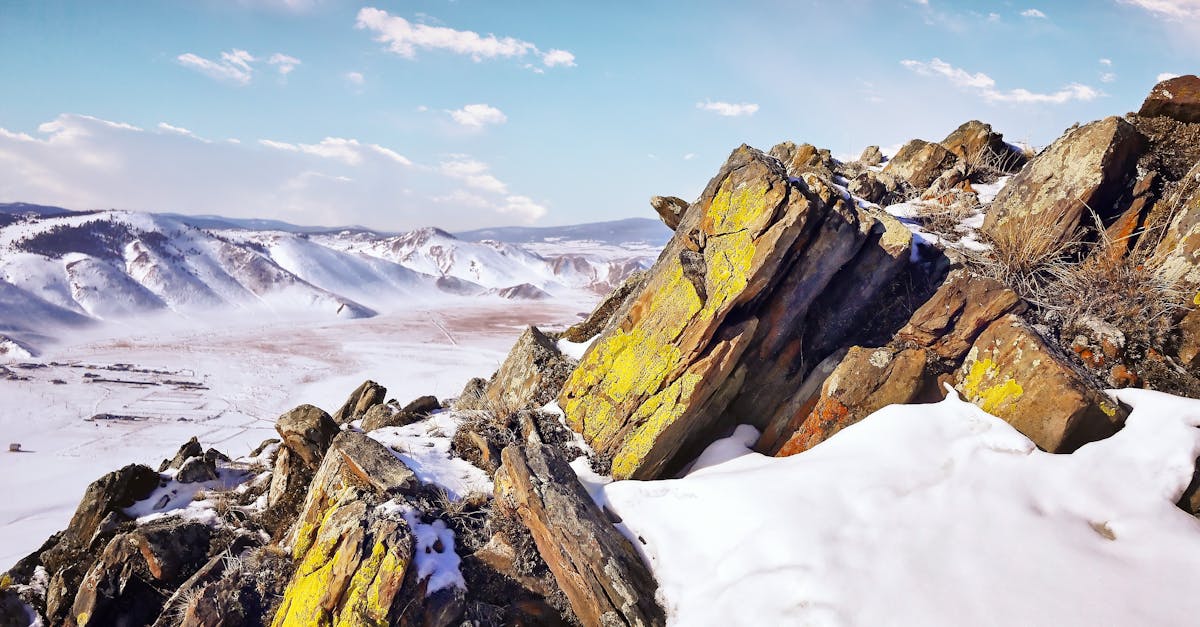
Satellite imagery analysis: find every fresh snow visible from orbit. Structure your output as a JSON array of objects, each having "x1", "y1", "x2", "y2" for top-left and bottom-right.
[
  {"x1": 377, "y1": 501, "x2": 466, "y2": 595},
  {"x1": 556, "y1": 336, "x2": 596, "y2": 361},
  {"x1": 601, "y1": 389, "x2": 1200, "y2": 627},
  {"x1": 366, "y1": 410, "x2": 494, "y2": 500}
]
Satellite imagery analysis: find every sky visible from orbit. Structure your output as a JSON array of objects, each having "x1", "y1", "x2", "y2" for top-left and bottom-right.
[{"x1": 1, "y1": 0, "x2": 1198, "y2": 232}]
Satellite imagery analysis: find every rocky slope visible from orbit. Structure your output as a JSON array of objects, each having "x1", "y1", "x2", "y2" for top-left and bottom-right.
[{"x1": 5, "y1": 76, "x2": 1200, "y2": 626}]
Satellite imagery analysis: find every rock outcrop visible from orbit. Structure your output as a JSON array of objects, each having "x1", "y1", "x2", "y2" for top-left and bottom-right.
[
  {"x1": 650, "y1": 196, "x2": 689, "y2": 231},
  {"x1": 559, "y1": 145, "x2": 916, "y2": 479},
  {"x1": 332, "y1": 380, "x2": 387, "y2": 424},
  {"x1": 1138, "y1": 74, "x2": 1200, "y2": 123},
  {"x1": 983, "y1": 116, "x2": 1142, "y2": 246},
  {"x1": 482, "y1": 326, "x2": 576, "y2": 417},
  {"x1": 561, "y1": 270, "x2": 649, "y2": 343},
  {"x1": 939, "y1": 120, "x2": 1027, "y2": 173},
  {"x1": 884, "y1": 139, "x2": 959, "y2": 191}
]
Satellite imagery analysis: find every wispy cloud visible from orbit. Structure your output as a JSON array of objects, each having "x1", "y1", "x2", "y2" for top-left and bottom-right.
[
  {"x1": 440, "y1": 157, "x2": 508, "y2": 194},
  {"x1": 345, "y1": 71, "x2": 365, "y2": 86},
  {"x1": 355, "y1": 8, "x2": 576, "y2": 68},
  {"x1": 901, "y1": 58, "x2": 1099, "y2": 104},
  {"x1": 1021, "y1": 8, "x2": 1048, "y2": 18},
  {"x1": 436, "y1": 157, "x2": 546, "y2": 220},
  {"x1": 448, "y1": 104, "x2": 508, "y2": 128},
  {"x1": 177, "y1": 49, "x2": 301, "y2": 84},
  {"x1": 1118, "y1": 0, "x2": 1200, "y2": 19},
  {"x1": 258, "y1": 137, "x2": 412, "y2": 166},
  {"x1": 268, "y1": 53, "x2": 301, "y2": 75},
  {"x1": 696, "y1": 100, "x2": 759, "y2": 117}
]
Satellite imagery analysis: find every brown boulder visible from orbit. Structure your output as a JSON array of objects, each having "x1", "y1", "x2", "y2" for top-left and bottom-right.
[
  {"x1": 895, "y1": 270, "x2": 1026, "y2": 361},
  {"x1": 360, "y1": 404, "x2": 420, "y2": 432},
  {"x1": 494, "y1": 443, "x2": 665, "y2": 627},
  {"x1": 769, "y1": 141, "x2": 836, "y2": 178},
  {"x1": 1138, "y1": 74, "x2": 1200, "y2": 123},
  {"x1": 884, "y1": 139, "x2": 959, "y2": 191},
  {"x1": 983, "y1": 116, "x2": 1142, "y2": 247},
  {"x1": 773, "y1": 347, "x2": 936, "y2": 456},
  {"x1": 484, "y1": 326, "x2": 575, "y2": 417},
  {"x1": 954, "y1": 315, "x2": 1127, "y2": 452},
  {"x1": 274, "y1": 404, "x2": 339, "y2": 469},
  {"x1": 650, "y1": 196, "x2": 689, "y2": 231},
  {"x1": 40, "y1": 464, "x2": 161, "y2": 573},
  {"x1": 332, "y1": 380, "x2": 387, "y2": 424},
  {"x1": 1154, "y1": 160, "x2": 1200, "y2": 294},
  {"x1": 939, "y1": 120, "x2": 1027, "y2": 173},
  {"x1": 860, "y1": 145, "x2": 884, "y2": 166}
]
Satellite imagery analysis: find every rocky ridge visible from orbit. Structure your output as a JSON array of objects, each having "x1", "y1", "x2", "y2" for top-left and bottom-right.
[{"x1": 5, "y1": 76, "x2": 1200, "y2": 626}]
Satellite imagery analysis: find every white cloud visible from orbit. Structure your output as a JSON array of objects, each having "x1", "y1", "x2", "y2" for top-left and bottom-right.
[
  {"x1": 0, "y1": 114, "x2": 544, "y2": 229},
  {"x1": 1100, "y1": 58, "x2": 1113, "y2": 66},
  {"x1": 1021, "y1": 8, "x2": 1048, "y2": 18},
  {"x1": 987, "y1": 12, "x2": 1002, "y2": 21},
  {"x1": 1118, "y1": 0, "x2": 1200, "y2": 19},
  {"x1": 156, "y1": 122, "x2": 210, "y2": 142},
  {"x1": 440, "y1": 157, "x2": 508, "y2": 193},
  {"x1": 901, "y1": 58, "x2": 1099, "y2": 104},
  {"x1": 268, "y1": 53, "x2": 301, "y2": 75},
  {"x1": 355, "y1": 7, "x2": 575, "y2": 68},
  {"x1": 1158, "y1": 72, "x2": 1182, "y2": 81},
  {"x1": 178, "y1": 49, "x2": 300, "y2": 84},
  {"x1": 448, "y1": 104, "x2": 508, "y2": 128},
  {"x1": 683, "y1": 153, "x2": 696, "y2": 160},
  {"x1": 177, "y1": 51, "x2": 254, "y2": 84},
  {"x1": 696, "y1": 100, "x2": 760, "y2": 117},
  {"x1": 1101, "y1": 72, "x2": 1118, "y2": 83},
  {"x1": 345, "y1": 71, "x2": 365, "y2": 85},
  {"x1": 543, "y1": 49, "x2": 576, "y2": 67}
]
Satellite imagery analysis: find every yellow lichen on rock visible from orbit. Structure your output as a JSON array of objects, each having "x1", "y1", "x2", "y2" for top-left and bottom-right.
[{"x1": 959, "y1": 357, "x2": 1024, "y2": 414}]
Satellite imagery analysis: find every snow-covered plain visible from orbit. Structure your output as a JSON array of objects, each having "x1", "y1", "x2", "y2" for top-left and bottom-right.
[
  {"x1": 0, "y1": 299, "x2": 589, "y2": 566},
  {"x1": 601, "y1": 389, "x2": 1200, "y2": 626}
]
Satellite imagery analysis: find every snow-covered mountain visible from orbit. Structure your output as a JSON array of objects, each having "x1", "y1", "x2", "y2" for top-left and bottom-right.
[{"x1": 0, "y1": 205, "x2": 664, "y2": 352}]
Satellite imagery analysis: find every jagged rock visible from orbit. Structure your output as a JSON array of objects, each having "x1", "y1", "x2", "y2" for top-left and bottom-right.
[
  {"x1": 983, "y1": 116, "x2": 1142, "y2": 247},
  {"x1": 773, "y1": 347, "x2": 936, "y2": 456},
  {"x1": 1178, "y1": 308, "x2": 1200, "y2": 369},
  {"x1": 1138, "y1": 74, "x2": 1200, "y2": 123},
  {"x1": 159, "y1": 437, "x2": 203, "y2": 472},
  {"x1": 451, "y1": 413, "x2": 511, "y2": 475},
  {"x1": 41, "y1": 464, "x2": 161, "y2": 573},
  {"x1": 884, "y1": 139, "x2": 959, "y2": 191},
  {"x1": 494, "y1": 443, "x2": 665, "y2": 627},
  {"x1": 1105, "y1": 171, "x2": 1160, "y2": 257},
  {"x1": 275, "y1": 404, "x2": 339, "y2": 469},
  {"x1": 402, "y1": 395, "x2": 441, "y2": 415},
  {"x1": 130, "y1": 519, "x2": 213, "y2": 582},
  {"x1": 332, "y1": 380, "x2": 387, "y2": 424},
  {"x1": 484, "y1": 327, "x2": 575, "y2": 418},
  {"x1": 71, "y1": 532, "x2": 164, "y2": 627},
  {"x1": 267, "y1": 446, "x2": 310, "y2": 511},
  {"x1": 150, "y1": 533, "x2": 260, "y2": 627},
  {"x1": 561, "y1": 270, "x2": 649, "y2": 343},
  {"x1": 454, "y1": 377, "x2": 490, "y2": 411},
  {"x1": 0, "y1": 589, "x2": 32, "y2": 627},
  {"x1": 769, "y1": 141, "x2": 836, "y2": 178},
  {"x1": 331, "y1": 431, "x2": 418, "y2": 495},
  {"x1": 939, "y1": 120, "x2": 1027, "y2": 173},
  {"x1": 175, "y1": 456, "x2": 219, "y2": 484},
  {"x1": 360, "y1": 404, "x2": 420, "y2": 432},
  {"x1": 561, "y1": 145, "x2": 914, "y2": 479},
  {"x1": 860, "y1": 145, "x2": 884, "y2": 166},
  {"x1": 894, "y1": 270, "x2": 1026, "y2": 361},
  {"x1": 954, "y1": 314, "x2": 1127, "y2": 452},
  {"x1": 753, "y1": 349, "x2": 848, "y2": 454},
  {"x1": 848, "y1": 170, "x2": 901, "y2": 205},
  {"x1": 1155, "y1": 160, "x2": 1200, "y2": 294},
  {"x1": 650, "y1": 196, "x2": 689, "y2": 231}
]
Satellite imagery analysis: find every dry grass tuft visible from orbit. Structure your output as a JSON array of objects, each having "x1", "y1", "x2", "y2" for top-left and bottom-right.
[{"x1": 965, "y1": 205, "x2": 1081, "y2": 306}]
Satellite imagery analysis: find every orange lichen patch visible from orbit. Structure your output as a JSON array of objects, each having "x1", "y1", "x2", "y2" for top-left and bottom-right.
[
  {"x1": 1110, "y1": 364, "x2": 1140, "y2": 388},
  {"x1": 776, "y1": 397, "x2": 852, "y2": 457}
]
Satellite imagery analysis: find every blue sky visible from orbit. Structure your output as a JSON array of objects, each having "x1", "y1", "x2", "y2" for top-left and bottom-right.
[{"x1": 1, "y1": 0, "x2": 1198, "y2": 231}]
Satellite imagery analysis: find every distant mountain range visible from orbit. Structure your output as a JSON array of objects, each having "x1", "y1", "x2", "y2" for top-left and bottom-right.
[{"x1": 0, "y1": 203, "x2": 668, "y2": 353}]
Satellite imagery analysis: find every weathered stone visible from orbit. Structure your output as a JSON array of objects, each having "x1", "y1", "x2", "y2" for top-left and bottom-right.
[
  {"x1": 1155, "y1": 160, "x2": 1200, "y2": 295},
  {"x1": 454, "y1": 377, "x2": 490, "y2": 411},
  {"x1": 753, "y1": 348, "x2": 847, "y2": 454},
  {"x1": 884, "y1": 139, "x2": 959, "y2": 191},
  {"x1": 174, "y1": 456, "x2": 218, "y2": 484},
  {"x1": 360, "y1": 405, "x2": 419, "y2": 432},
  {"x1": 71, "y1": 532, "x2": 163, "y2": 627},
  {"x1": 650, "y1": 196, "x2": 689, "y2": 231},
  {"x1": 954, "y1": 315, "x2": 1127, "y2": 452},
  {"x1": 329, "y1": 431, "x2": 418, "y2": 495},
  {"x1": 332, "y1": 380, "x2": 387, "y2": 424},
  {"x1": 1178, "y1": 308, "x2": 1200, "y2": 369},
  {"x1": 275, "y1": 404, "x2": 339, "y2": 469},
  {"x1": 494, "y1": 444, "x2": 665, "y2": 627},
  {"x1": 894, "y1": 270, "x2": 1026, "y2": 361},
  {"x1": 939, "y1": 120, "x2": 1027, "y2": 173},
  {"x1": 150, "y1": 533, "x2": 259, "y2": 627},
  {"x1": 402, "y1": 395, "x2": 440, "y2": 415},
  {"x1": 485, "y1": 326, "x2": 575, "y2": 417},
  {"x1": 561, "y1": 270, "x2": 649, "y2": 343},
  {"x1": 267, "y1": 446, "x2": 311, "y2": 511},
  {"x1": 130, "y1": 519, "x2": 212, "y2": 582},
  {"x1": 0, "y1": 589, "x2": 33, "y2": 627},
  {"x1": 860, "y1": 145, "x2": 884, "y2": 166},
  {"x1": 984, "y1": 116, "x2": 1142, "y2": 247},
  {"x1": 773, "y1": 347, "x2": 936, "y2": 456},
  {"x1": 1138, "y1": 74, "x2": 1200, "y2": 123},
  {"x1": 769, "y1": 141, "x2": 836, "y2": 178},
  {"x1": 560, "y1": 146, "x2": 913, "y2": 479},
  {"x1": 159, "y1": 437, "x2": 202, "y2": 472},
  {"x1": 41, "y1": 464, "x2": 161, "y2": 573}
]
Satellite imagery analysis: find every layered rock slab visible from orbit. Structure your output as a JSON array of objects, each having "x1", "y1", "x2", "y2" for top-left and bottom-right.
[{"x1": 559, "y1": 145, "x2": 912, "y2": 479}]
